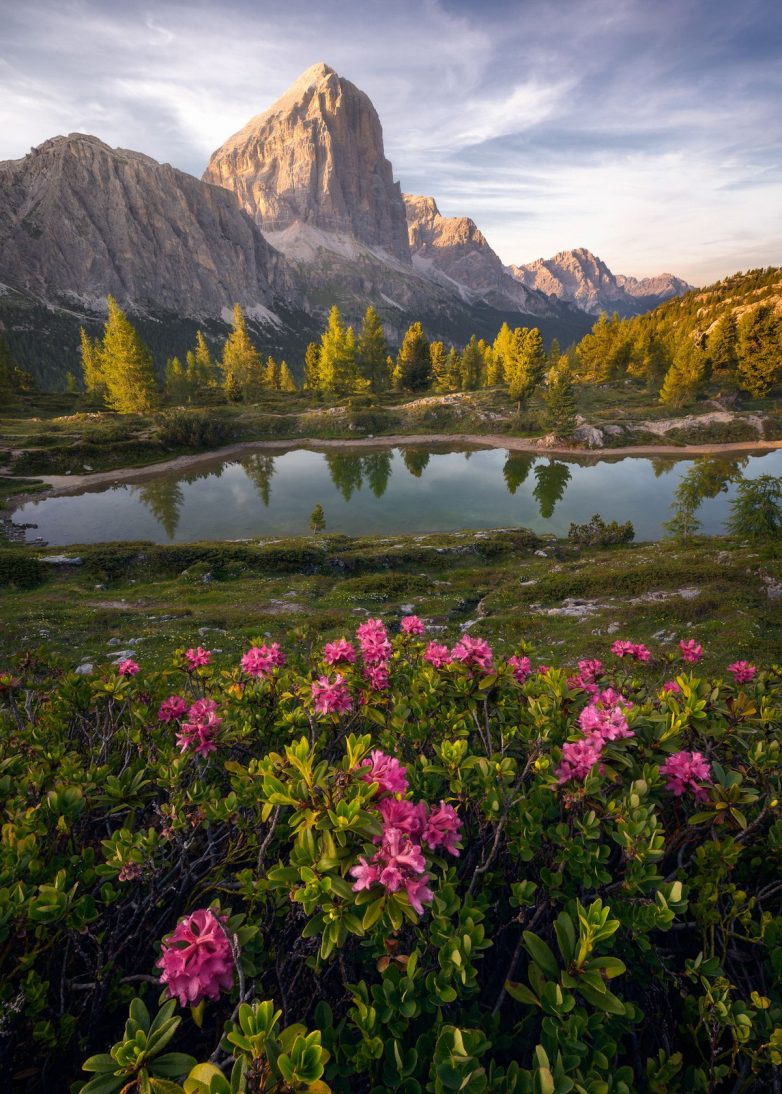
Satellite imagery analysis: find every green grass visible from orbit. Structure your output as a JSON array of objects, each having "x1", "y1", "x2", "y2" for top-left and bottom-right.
[{"x1": 1, "y1": 532, "x2": 779, "y2": 672}]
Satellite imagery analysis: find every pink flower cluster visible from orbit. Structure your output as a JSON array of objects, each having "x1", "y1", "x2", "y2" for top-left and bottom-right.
[
  {"x1": 351, "y1": 750, "x2": 461, "y2": 914},
  {"x1": 185, "y1": 646, "x2": 211, "y2": 669},
  {"x1": 679, "y1": 639, "x2": 703, "y2": 664},
  {"x1": 156, "y1": 908, "x2": 234, "y2": 1007},
  {"x1": 158, "y1": 695, "x2": 189, "y2": 723},
  {"x1": 508, "y1": 654, "x2": 532, "y2": 683},
  {"x1": 727, "y1": 661, "x2": 756, "y2": 684},
  {"x1": 361, "y1": 749, "x2": 409, "y2": 794},
  {"x1": 357, "y1": 619, "x2": 392, "y2": 665},
  {"x1": 659, "y1": 750, "x2": 712, "y2": 801},
  {"x1": 567, "y1": 658, "x2": 604, "y2": 694},
  {"x1": 117, "y1": 659, "x2": 139, "y2": 677},
  {"x1": 323, "y1": 638, "x2": 356, "y2": 665},
  {"x1": 240, "y1": 643, "x2": 285, "y2": 679},
  {"x1": 611, "y1": 640, "x2": 652, "y2": 663},
  {"x1": 400, "y1": 615, "x2": 425, "y2": 636},
  {"x1": 175, "y1": 698, "x2": 222, "y2": 757},
  {"x1": 311, "y1": 674, "x2": 352, "y2": 716},
  {"x1": 451, "y1": 635, "x2": 495, "y2": 674},
  {"x1": 363, "y1": 663, "x2": 390, "y2": 691},
  {"x1": 424, "y1": 642, "x2": 452, "y2": 669},
  {"x1": 662, "y1": 680, "x2": 682, "y2": 695},
  {"x1": 556, "y1": 689, "x2": 633, "y2": 784}
]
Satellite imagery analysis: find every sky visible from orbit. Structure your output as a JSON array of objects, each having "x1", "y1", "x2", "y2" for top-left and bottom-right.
[{"x1": 1, "y1": 0, "x2": 781, "y2": 285}]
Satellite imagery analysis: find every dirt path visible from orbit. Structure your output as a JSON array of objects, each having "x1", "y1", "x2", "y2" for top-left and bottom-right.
[{"x1": 7, "y1": 433, "x2": 782, "y2": 500}]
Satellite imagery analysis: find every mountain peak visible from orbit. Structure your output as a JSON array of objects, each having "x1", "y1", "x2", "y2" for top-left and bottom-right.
[{"x1": 204, "y1": 64, "x2": 410, "y2": 262}]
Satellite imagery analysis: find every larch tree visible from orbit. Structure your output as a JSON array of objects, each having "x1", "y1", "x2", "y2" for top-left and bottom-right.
[
  {"x1": 279, "y1": 361, "x2": 297, "y2": 392},
  {"x1": 395, "y1": 322, "x2": 432, "y2": 392},
  {"x1": 186, "y1": 330, "x2": 216, "y2": 390},
  {"x1": 459, "y1": 335, "x2": 484, "y2": 391},
  {"x1": 319, "y1": 305, "x2": 358, "y2": 395},
  {"x1": 0, "y1": 333, "x2": 18, "y2": 402},
  {"x1": 659, "y1": 338, "x2": 705, "y2": 408},
  {"x1": 356, "y1": 306, "x2": 389, "y2": 392},
  {"x1": 429, "y1": 341, "x2": 449, "y2": 389},
  {"x1": 543, "y1": 362, "x2": 578, "y2": 439},
  {"x1": 507, "y1": 327, "x2": 546, "y2": 406},
  {"x1": 221, "y1": 304, "x2": 263, "y2": 401},
  {"x1": 164, "y1": 356, "x2": 190, "y2": 402},
  {"x1": 79, "y1": 326, "x2": 106, "y2": 402},
  {"x1": 100, "y1": 296, "x2": 158, "y2": 414},
  {"x1": 736, "y1": 306, "x2": 780, "y2": 397},
  {"x1": 492, "y1": 322, "x2": 515, "y2": 383},
  {"x1": 302, "y1": 342, "x2": 321, "y2": 392},
  {"x1": 706, "y1": 313, "x2": 739, "y2": 383}
]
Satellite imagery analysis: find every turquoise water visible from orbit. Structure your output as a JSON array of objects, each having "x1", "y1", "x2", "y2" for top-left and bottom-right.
[{"x1": 12, "y1": 445, "x2": 782, "y2": 545}]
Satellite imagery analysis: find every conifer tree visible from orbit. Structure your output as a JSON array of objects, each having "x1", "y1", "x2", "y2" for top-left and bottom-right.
[
  {"x1": 0, "y1": 333, "x2": 17, "y2": 402},
  {"x1": 576, "y1": 313, "x2": 630, "y2": 383},
  {"x1": 79, "y1": 326, "x2": 106, "y2": 402},
  {"x1": 485, "y1": 345, "x2": 503, "y2": 386},
  {"x1": 356, "y1": 306, "x2": 389, "y2": 392},
  {"x1": 310, "y1": 503, "x2": 326, "y2": 533},
  {"x1": 736, "y1": 306, "x2": 780, "y2": 397},
  {"x1": 707, "y1": 313, "x2": 739, "y2": 382},
  {"x1": 443, "y1": 347, "x2": 462, "y2": 391},
  {"x1": 492, "y1": 322, "x2": 515, "y2": 383},
  {"x1": 65, "y1": 372, "x2": 78, "y2": 395},
  {"x1": 395, "y1": 322, "x2": 432, "y2": 392},
  {"x1": 186, "y1": 330, "x2": 216, "y2": 391},
  {"x1": 547, "y1": 338, "x2": 561, "y2": 369},
  {"x1": 543, "y1": 362, "x2": 577, "y2": 439},
  {"x1": 165, "y1": 356, "x2": 190, "y2": 403},
  {"x1": 507, "y1": 327, "x2": 546, "y2": 405},
  {"x1": 303, "y1": 342, "x2": 321, "y2": 392},
  {"x1": 659, "y1": 338, "x2": 705, "y2": 408},
  {"x1": 264, "y1": 356, "x2": 280, "y2": 391},
  {"x1": 221, "y1": 304, "x2": 263, "y2": 401},
  {"x1": 100, "y1": 296, "x2": 158, "y2": 414},
  {"x1": 459, "y1": 336, "x2": 484, "y2": 391},
  {"x1": 319, "y1": 306, "x2": 358, "y2": 395},
  {"x1": 279, "y1": 361, "x2": 297, "y2": 392},
  {"x1": 429, "y1": 341, "x2": 449, "y2": 388}
]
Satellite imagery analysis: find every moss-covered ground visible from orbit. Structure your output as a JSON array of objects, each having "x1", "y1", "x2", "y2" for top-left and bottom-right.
[{"x1": 1, "y1": 531, "x2": 779, "y2": 671}]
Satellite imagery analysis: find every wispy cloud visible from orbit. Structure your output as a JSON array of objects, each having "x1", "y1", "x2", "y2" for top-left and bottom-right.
[{"x1": 0, "y1": 0, "x2": 780, "y2": 283}]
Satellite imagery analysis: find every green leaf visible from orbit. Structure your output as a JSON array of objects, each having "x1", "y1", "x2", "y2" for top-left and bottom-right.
[
  {"x1": 151, "y1": 1053, "x2": 199, "y2": 1079},
  {"x1": 578, "y1": 981, "x2": 626, "y2": 1014},
  {"x1": 505, "y1": 981, "x2": 541, "y2": 1008},
  {"x1": 523, "y1": 932, "x2": 560, "y2": 979},
  {"x1": 554, "y1": 912, "x2": 576, "y2": 965}
]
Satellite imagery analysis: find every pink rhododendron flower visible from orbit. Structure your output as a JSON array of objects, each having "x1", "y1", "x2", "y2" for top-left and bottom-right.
[
  {"x1": 117, "y1": 659, "x2": 139, "y2": 677},
  {"x1": 356, "y1": 619, "x2": 392, "y2": 665},
  {"x1": 176, "y1": 700, "x2": 222, "y2": 757},
  {"x1": 578, "y1": 702, "x2": 633, "y2": 743},
  {"x1": 184, "y1": 646, "x2": 211, "y2": 669},
  {"x1": 400, "y1": 615, "x2": 425, "y2": 636},
  {"x1": 611, "y1": 641, "x2": 651, "y2": 662},
  {"x1": 536, "y1": 664, "x2": 551, "y2": 675},
  {"x1": 361, "y1": 749, "x2": 409, "y2": 795},
  {"x1": 679, "y1": 639, "x2": 703, "y2": 664},
  {"x1": 659, "y1": 750, "x2": 712, "y2": 801},
  {"x1": 662, "y1": 680, "x2": 681, "y2": 695},
  {"x1": 422, "y1": 802, "x2": 462, "y2": 856},
  {"x1": 508, "y1": 654, "x2": 532, "y2": 683},
  {"x1": 555, "y1": 738, "x2": 604, "y2": 784},
  {"x1": 363, "y1": 663, "x2": 390, "y2": 691},
  {"x1": 424, "y1": 642, "x2": 452, "y2": 669},
  {"x1": 451, "y1": 635, "x2": 495, "y2": 673},
  {"x1": 377, "y1": 798, "x2": 428, "y2": 837},
  {"x1": 349, "y1": 822, "x2": 434, "y2": 914},
  {"x1": 578, "y1": 659, "x2": 603, "y2": 681},
  {"x1": 349, "y1": 856, "x2": 380, "y2": 891},
  {"x1": 156, "y1": 908, "x2": 234, "y2": 1006},
  {"x1": 322, "y1": 638, "x2": 356, "y2": 665},
  {"x1": 311, "y1": 674, "x2": 352, "y2": 716},
  {"x1": 240, "y1": 643, "x2": 285, "y2": 679},
  {"x1": 158, "y1": 695, "x2": 189, "y2": 723},
  {"x1": 403, "y1": 876, "x2": 435, "y2": 915},
  {"x1": 727, "y1": 661, "x2": 756, "y2": 684}
]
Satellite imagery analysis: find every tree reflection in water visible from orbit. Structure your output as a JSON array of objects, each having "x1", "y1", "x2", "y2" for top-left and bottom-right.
[{"x1": 533, "y1": 461, "x2": 572, "y2": 519}]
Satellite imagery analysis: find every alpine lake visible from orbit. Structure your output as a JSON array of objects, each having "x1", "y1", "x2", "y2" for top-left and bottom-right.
[{"x1": 11, "y1": 444, "x2": 782, "y2": 546}]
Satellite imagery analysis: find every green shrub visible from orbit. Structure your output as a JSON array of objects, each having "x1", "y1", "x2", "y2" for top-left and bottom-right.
[
  {"x1": 155, "y1": 409, "x2": 229, "y2": 450},
  {"x1": 0, "y1": 549, "x2": 46, "y2": 588},
  {"x1": 568, "y1": 513, "x2": 635, "y2": 546}
]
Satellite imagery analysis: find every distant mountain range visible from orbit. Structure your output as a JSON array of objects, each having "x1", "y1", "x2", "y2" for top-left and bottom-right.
[{"x1": 0, "y1": 61, "x2": 693, "y2": 387}]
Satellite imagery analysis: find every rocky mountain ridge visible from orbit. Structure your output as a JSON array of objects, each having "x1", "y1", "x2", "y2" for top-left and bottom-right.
[{"x1": 510, "y1": 247, "x2": 692, "y2": 317}]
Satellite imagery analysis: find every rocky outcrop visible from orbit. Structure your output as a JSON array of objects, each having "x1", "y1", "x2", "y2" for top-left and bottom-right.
[
  {"x1": 0, "y1": 133, "x2": 289, "y2": 317},
  {"x1": 509, "y1": 247, "x2": 692, "y2": 316},
  {"x1": 403, "y1": 194, "x2": 549, "y2": 314},
  {"x1": 204, "y1": 63, "x2": 410, "y2": 263}
]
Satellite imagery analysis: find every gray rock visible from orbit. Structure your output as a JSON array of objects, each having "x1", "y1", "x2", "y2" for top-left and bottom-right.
[
  {"x1": 41, "y1": 554, "x2": 83, "y2": 565},
  {"x1": 75, "y1": 662, "x2": 94, "y2": 675}
]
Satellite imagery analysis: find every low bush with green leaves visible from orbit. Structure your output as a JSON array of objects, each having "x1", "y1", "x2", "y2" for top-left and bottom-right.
[
  {"x1": 0, "y1": 618, "x2": 780, "y2": 1092},
  {"x1": 567, "y1": 513, "x2": 635, "y2": 546}
]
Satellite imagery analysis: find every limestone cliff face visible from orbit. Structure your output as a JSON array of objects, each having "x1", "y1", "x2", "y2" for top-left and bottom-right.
[
  {"x1": 0, "y1": 133, "x2": 289, "y2": 316},
  {"x1": 204, "y1": 63, "x2": 410, "y2": 263},
  {"x1": 510, "y1": 247, "x2": 692, "y2": 316},
  {"x1": 403, "y1": 193, "x2": 549, "y2": 314}
]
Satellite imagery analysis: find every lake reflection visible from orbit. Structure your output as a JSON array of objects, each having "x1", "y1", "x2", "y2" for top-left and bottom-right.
[{"x1": 12, "y1": 445, "x2": 782, "y2": 545}]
